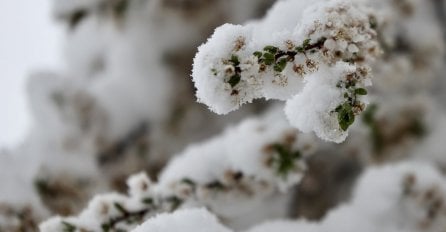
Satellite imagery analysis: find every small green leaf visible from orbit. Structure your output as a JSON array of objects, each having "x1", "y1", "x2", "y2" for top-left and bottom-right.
[
  {"x1": 292, "y1": 150, "x2": 301, "y2": 159},
  {"x1": 263, "y1": 45, "x2": 278, "y2": 54},
  {"x1": 62, "y1": 221, "x2": 76, "y2": 232},
  {"x1": 336, "y1": 103, "x2": 355, "y2": 131},
  {"x1": 228, "y1": 74, "x2": 241, "y2": 87},
  {"x1": 230, "y1": 55, "x2": 240, "y2": 66},
  {"x1": 302, "y1": 39, "x2": 311, "y2": 48},
  {"x1": 166, "y1": 196, "x2": 183, "y2": 210},
  {"x1": 355, "y1": 88, "x2": 368, "y2": 95},
  {"x1": 271, "y1": 144, "x2": 301, "y2": 178},
  {"x1": 142, "y1": 197, "x2": 154, "y2": 205},
  {"x1": 263, "y1": 52, "x2": 275, "y2": 65},
  {"x1": 113, "y1": 202, "x2": 128, "y2": 215},
  {"x1": 295, "y1": 46, "x2": 304, "y2": 53},
  {"x1": 206, "y1": 181, "x2": 225, "y2": 190},
  {"x1": 335, "y1": 105, "x2": 343, "y2": 113},
  {"x1": 102, "y1": 224, "x2": 111, "y2": 232},
  {"x1": 180, "y1": 178, "x2": 196, "y2": 187},
  {"x1": 253, "y1": 51, "x2": 263, "y2": 59},
  {"x1": 273, "y1": 58, "x2": 287, "y2": 72}
]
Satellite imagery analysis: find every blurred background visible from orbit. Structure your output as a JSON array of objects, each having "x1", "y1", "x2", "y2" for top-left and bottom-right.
[{"x1": 0, "y1": 0, "x2": 61, "y2": 148}]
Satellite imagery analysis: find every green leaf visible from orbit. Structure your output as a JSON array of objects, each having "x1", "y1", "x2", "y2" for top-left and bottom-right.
[
  {"x1": 113, "y1": 202, "x2": 128, "y2": 215},
  {"x1": 273, "y1": 58, "x2": 287, "y2": 72},
  {"x1": 292, "y1": 150, "x2": 302, "y2": 159},
  {"x1": 355, "y1": 88, "x2": 368, "y2": 95},
  {"x1": 253, "y1": 51, "x2": 263, "y2": 59},
  {"x1": 271, "y1": 144, "x2": 301, "y2": 178},
  {"x1": 206, "y1": 181, "x2": 225, "y2": 190},
  {"x1": 263, "y1": 52, "x2": 275, "y2": 65},
  {"x1": 302, "y1": 39, "x2": 311, "y2": 49},
  {"x1": 180, "y1": 178, "x2": 196, "y2": 187},
  {"x1": 228, "y1": 74, "x2": 241, "y2": 88},
  {"x1": 166, "y1": 196, "x2": 183, "y2": 210},
  {"x1": 62, "y1": 221, "x2": 76, "y2": 232},
  {"x1": 230, "y1": 55, "x2": 240, "y2": 66},
  {"x1": 263, "y1": 45, "x2": 278, "y2": 54},
  {"x1": 102, "y1": 224, "x2": 111, "y2": 232},
  {"x1": 335, "y1": 105, "x2": 343, "y2": 113},
  {"x1": 336, "y1": 103, "x2": 355, "y2": 131},
  {"x1": 295, "y1": 46, "x2": 304, "y2": 53},
  {"x1": 142, "y1": 197, "x2": 154, "y2": 205}
]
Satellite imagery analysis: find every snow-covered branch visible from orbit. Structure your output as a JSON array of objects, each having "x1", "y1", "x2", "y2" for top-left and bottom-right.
[
  {"x1": 125, "y1": 162, "x2": 446, "y2": 232},
  {"x1": 192, "y1": 0, "x2": 380, "y2": 142},
  {"x1": 2, "y1": 0, "x2": 446, "y2": 231},
  {"x1": 40, "y1": 112, "x2": 316, "y2": 231}
]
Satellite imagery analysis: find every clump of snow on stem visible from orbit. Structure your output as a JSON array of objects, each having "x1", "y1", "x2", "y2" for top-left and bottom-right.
[
  {"x1": 192, "y1": 0, "x2": 380, "y2": 142},
  {"x1": 158, "y1": 111, "x2": 316, "y2": 193},
  {"x1": 193, "y1": 24, "x2": 258, "y2": 114},
  {"x1": 285, "y1": 62, "x2": 370, "y2": 142}
]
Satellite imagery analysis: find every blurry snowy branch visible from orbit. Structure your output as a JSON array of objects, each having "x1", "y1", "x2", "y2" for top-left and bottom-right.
[
  {"x1": 41, "y1": 111, "x2": 317, "y2": 231},
  {"x1": 43, "y1": 162, "x2": 446, "y2": 232},
  {"x1": 129, "y1": 162, "x2": 446, "y2": 232}
]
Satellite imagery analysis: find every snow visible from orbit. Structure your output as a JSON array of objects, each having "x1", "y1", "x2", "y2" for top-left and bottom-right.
[
  {"x1": 192, "y1": 0, "x2": 380, "y2": 142},
  {"x1": 248, "y1": 162, "x2": 446, "y2": 232},
  {"x1": 4, "y1": 0, "x2": 446, "y2": 231},
  {"x1": 39, "y1": 109, "x2": 317, "y2": 231},
  {"x1": 193, "y1": 23, "x2": 259, "y2": 114},
  {"x1": 284, "y1": 62, "x2": 369, "y2": 143},
  {"x1": 157, "y1": 110, "x2": 316, "y2": 193},
  {"x1": 132, "y1": 208, "x2": 231, "y2": 232}
]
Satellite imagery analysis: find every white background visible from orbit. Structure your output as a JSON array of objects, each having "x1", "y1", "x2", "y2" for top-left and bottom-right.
[{"x1": 0, "y1": 0, "x2": 61, "y2": 148}]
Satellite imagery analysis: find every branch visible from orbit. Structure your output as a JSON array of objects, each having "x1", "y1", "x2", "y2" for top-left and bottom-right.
[{"x1": 192, "y1": 0, "x2": 380, "y2": 142}]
